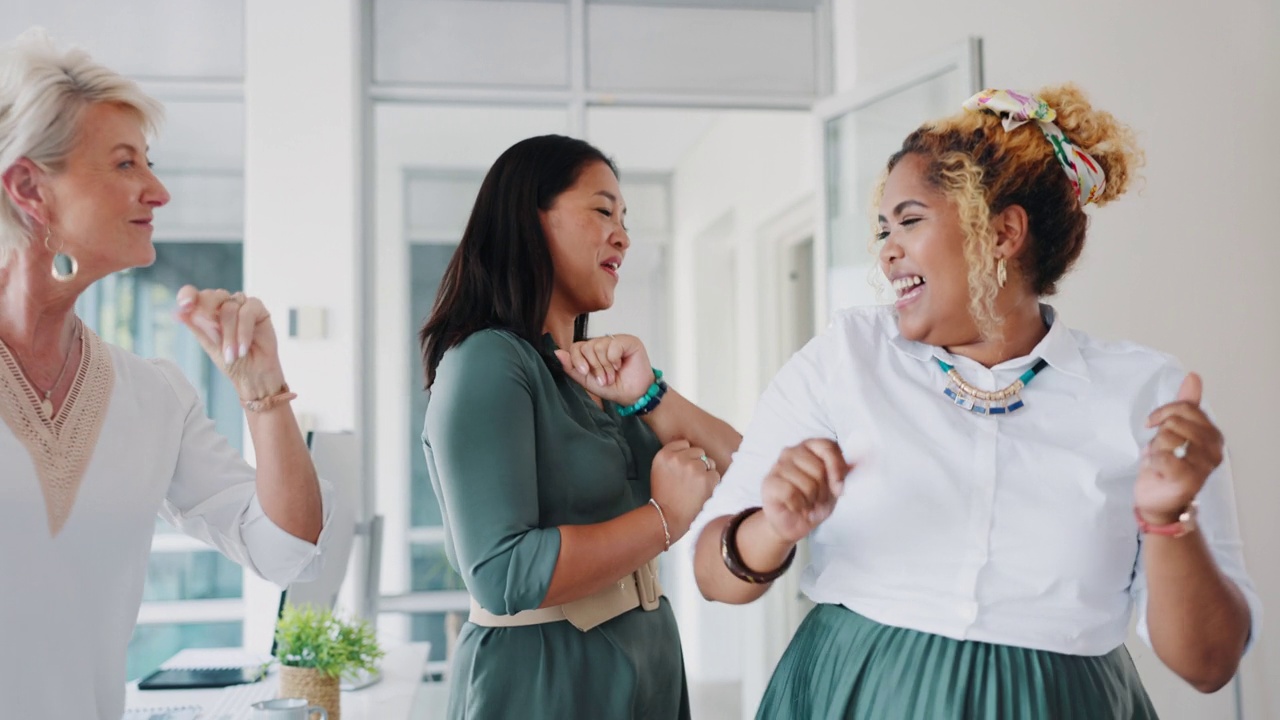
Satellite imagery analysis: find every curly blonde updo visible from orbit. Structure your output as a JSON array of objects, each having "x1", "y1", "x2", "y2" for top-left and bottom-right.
[{"x1": 876, "y1": 83, "x2": 1144, "y2": 336}]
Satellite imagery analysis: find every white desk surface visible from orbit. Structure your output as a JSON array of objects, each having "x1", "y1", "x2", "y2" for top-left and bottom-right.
[{"x1": 125, "y1": 642, "x2": 430, "y2": 720}]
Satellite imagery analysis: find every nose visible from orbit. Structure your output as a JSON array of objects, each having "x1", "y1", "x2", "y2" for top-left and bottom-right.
[
  {"x1": 877, "y1": 230, "x2": 902, "y2": 269},
  {"x1": 611, "y1": 226, "x2": 630, "y2": 251},
  {"x1": 144, "y1": 170, "x2": 171, "y2": 208}
]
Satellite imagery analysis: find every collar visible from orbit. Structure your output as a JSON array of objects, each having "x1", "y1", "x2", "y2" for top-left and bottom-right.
[
  {"x1": 885, "y1": 304, "x2": 1091, "y2": 382},
  {"x1": 1025, "y1": 305, "x2": 1090, "y2": 381}
]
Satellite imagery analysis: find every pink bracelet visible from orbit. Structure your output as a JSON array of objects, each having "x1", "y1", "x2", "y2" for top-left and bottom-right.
[{"x1": 241, "y1": 384, "x2": 297, "y2": 413}]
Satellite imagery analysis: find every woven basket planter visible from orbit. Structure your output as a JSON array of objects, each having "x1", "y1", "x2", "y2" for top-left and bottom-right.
[{"x1": 279, "y1": 665, "x2": 341, "y2": 720}]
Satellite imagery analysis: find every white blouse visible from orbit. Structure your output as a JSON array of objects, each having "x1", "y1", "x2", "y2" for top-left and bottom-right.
[
  {"x1": 0, "y1": 340, "x2": 332, "y2": 720},
  {"x1": 693, "y1": 305, "x2": 1262, "y2": 657}
]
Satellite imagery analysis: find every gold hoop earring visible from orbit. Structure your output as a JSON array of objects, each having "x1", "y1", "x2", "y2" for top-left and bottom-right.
[
  {"x1": 45, "y1": 226, "x2": 78, "y2": 283},
  {"x1": 996, "y1": 257, "x2": 1007, "y2": 289}
]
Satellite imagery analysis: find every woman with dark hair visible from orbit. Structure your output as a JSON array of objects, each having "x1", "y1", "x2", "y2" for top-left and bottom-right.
[{"x1": 421, "y1": 134, "x2": 740, "y2": 719}]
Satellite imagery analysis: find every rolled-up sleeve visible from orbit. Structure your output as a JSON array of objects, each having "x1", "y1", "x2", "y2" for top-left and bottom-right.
[
  {"x1": 1130, "y1": 368, "x2": 1263, "y2": 652},
  {"x1": 425, "y1": 331, "x2": 561, "y2": 615},
  {"x1": 152, "y1": 360, "x2": 333, "y2": 587}
]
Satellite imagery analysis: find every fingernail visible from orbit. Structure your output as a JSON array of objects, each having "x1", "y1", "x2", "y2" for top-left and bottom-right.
[
  {"x1": 808, "y1": 510, "x2": 821, "y2": 524},
  {"x1": 224, "y1": 346, "x2": 236, "y2": 365},
  {"x1": 239, "y1": 343, "x2": 249, "y2": 358},
  {"x1": 177, "y1": 296, "x2": 194, "y2": 308},
  {"x1": 596, "y1": 374, "x2": 606, "y2": 385},
  {"x1": 578, "y1": 364, "x2": 588, "y2": 375}
]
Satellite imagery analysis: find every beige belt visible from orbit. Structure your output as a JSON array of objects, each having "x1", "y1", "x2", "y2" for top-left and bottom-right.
[{"x1": 468, "y1": 558, "x2": 663, "y2": 632}]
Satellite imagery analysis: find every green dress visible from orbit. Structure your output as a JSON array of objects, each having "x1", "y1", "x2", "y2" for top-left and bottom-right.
[{"x1": 424, "y1": 329, "x2": 691, "y2": 720}]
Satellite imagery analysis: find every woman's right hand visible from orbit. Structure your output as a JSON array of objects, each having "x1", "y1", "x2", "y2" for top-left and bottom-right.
[
  {"x1": 650, "y1": 439, "x2": 720, "y2": 542},
  {"x1": 760, "y1": 439, "x2": 851, "y2": 544},
  {"x1": 554, "y1": 333, "x2": 654, "y2": 407}
]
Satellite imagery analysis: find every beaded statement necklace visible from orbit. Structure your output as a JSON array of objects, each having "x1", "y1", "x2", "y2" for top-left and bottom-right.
[{"x1": 936, "y1": 357, "x2": 1049, "y2": 416}]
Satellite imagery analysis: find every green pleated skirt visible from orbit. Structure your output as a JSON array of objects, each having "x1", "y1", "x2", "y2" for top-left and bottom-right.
[{"x1": 757, "y1": 604, "x2": 1158, "y2": 720}]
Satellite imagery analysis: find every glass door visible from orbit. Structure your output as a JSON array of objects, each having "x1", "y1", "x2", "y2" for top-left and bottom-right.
[{"x1": 813, "y1": 39, "x2": 983, "y2": 325}]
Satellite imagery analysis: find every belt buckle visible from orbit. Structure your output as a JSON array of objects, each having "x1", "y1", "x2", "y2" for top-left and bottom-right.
[{"x1": 635, "y1": 560, "x2": 661, "y2": 611}]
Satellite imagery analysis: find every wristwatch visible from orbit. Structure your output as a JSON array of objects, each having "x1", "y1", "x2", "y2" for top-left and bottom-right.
[{"x1": 1134, "y1": 501, "x2": 1199, "y2": 538}]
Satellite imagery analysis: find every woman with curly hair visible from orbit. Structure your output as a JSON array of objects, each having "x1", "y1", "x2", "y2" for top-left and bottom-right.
[{"x1": 691, "y1": 85, "x2": 1260, "y2": 718}]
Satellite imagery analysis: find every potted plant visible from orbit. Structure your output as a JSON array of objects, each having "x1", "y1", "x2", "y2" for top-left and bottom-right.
[{"x1": 273, "y1": 604, "x2": 385, "y2": 720}]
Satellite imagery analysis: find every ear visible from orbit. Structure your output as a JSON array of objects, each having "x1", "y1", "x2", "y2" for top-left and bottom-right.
[
  {"x1": 1, "y1": 158, "x2": 50, "y2": 226},
  {"x1": 992, "y1": 204, "x2": 1030, "y2": 261}
]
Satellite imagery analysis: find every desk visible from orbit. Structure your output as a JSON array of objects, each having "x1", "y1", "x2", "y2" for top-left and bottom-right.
[{"x1": 125, "y1": 643, "x2": 429, "y2": 720}]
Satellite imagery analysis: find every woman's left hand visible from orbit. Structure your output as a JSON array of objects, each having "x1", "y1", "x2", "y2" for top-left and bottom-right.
[
  {"x1": 1135, "y1": 372, "x2": 1225, "y2": 524},
  {"x1": 554, "y1": 334, "x2": 654, "y2": 406},
  {"x1": 175, "y1": 285, "x2": 286, "y2": 402}
]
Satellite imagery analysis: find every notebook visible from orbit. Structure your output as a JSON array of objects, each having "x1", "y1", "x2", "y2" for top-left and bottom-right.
[{"x1": 136, "y1": 647, "x2": 271, "y2": 690}]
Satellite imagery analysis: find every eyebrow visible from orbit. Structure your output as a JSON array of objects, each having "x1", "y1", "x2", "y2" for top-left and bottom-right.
[
  {"x1": 877, "y1": 199, "x2": 929, "y2": 223},
  {"x1": 110, "y1": 143, "x2": 150, "y2": 154},
  {"x1": 594, "y1": 190, "x2": 627, "y2": 214}
]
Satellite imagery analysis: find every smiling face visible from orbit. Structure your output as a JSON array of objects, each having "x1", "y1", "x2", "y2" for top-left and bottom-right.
[
  {"x1": 877, "y1": 152, "x2": 981, "y2": 347},
  {"x1": 41, "y1": 102, "x2": 170, "y2": 276},
  {"x1": 541, "y1": 160, "x2": 630, "y2": 316}
]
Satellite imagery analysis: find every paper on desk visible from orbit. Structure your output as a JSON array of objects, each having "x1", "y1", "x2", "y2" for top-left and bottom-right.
[
  {"x1": 161, "y1": 647, "x2": 272, "y2": 670},
  {"x1": 121, "y1": 706, "x2": 200, "y2": 720}
]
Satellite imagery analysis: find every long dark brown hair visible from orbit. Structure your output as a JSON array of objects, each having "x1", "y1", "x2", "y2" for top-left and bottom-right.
[{"x1": 419, "y1": 134, "x2": 617, "y2": 388}]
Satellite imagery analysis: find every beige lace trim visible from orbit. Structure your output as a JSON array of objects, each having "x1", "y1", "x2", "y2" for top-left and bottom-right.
[{"x1": 0, "y1": 323, "x2": 115, "y2": 536}]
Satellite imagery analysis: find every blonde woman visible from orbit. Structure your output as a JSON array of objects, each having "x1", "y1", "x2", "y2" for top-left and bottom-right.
[
  {"x1": 693, "y1": 85, "x2": 1260, "y2": 718},
  {"x1": 0, "y1": 31, "x2": 330, "y2": 719}
]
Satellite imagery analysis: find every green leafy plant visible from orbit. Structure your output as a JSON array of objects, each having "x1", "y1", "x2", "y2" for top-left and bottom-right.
[{"x1": 273, "y1": 604, "x2": 385, "y2": 680}]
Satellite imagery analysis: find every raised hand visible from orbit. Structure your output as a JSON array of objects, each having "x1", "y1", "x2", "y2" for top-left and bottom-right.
[
  {"x1": 175, "y1": 285, "x2": 286, "y2": 402},
  {"x1": 650, "y1": 439, "x2": 720, "y2": 543},
  {"x1": 760, "y1": 438, "x2": 852, "y2": 544},
  {"x1": 1135, "y1": 372, "x2": 1225, "y2": 524},
  {"x1": 554, "y1": 333, "x2": 655, "y2": 406}
]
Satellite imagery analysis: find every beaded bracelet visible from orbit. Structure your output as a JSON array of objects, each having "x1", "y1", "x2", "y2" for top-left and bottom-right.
[
  {"x1": 720, "y1": 506, "x2": 796, "y2": 584},
  {"x1": 617, "y1": 369, "x2": 667, "y2": 417}
]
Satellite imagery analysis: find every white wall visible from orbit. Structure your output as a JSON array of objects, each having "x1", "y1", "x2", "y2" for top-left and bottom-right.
[
  {"x1": 241, "y1": 0, "x2": 363, "y2": 647},
  {"x1": 833, "y1": 1, "x2": 1280, "y2": 718},
  {"x1": 243, "y1": 0, "x2": 362, "y2": 433},
  {"x1": 667, "y1": 110, "x2": 814, "y2": 705}
]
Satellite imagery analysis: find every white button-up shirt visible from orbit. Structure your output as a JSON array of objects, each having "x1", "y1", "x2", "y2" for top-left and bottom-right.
[{"x1": 693, "y1": 305, "x2": 1261, "y2": 656}]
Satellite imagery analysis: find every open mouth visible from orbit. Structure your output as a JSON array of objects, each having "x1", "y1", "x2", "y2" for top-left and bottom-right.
[
  {"x1": 601, "y1": 260, "x2": 621, "y2": 278},
  {"x1": 892, "y1": 275, "x2": 925, "y2": 304}
]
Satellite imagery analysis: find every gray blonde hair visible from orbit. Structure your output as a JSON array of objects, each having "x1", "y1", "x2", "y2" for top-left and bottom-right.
[{"x1": 0, "y1": 28, "x2": 164, "y2": 267}]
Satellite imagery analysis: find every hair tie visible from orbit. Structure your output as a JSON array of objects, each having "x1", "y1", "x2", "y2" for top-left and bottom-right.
[{"x1": 962, "y1": 89, "x2": 1106, "y2": 206}]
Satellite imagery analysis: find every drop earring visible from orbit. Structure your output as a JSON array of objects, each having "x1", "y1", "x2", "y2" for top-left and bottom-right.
[{"x1": 45, "y1": 225, "x2": 77, "y2": 282}]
